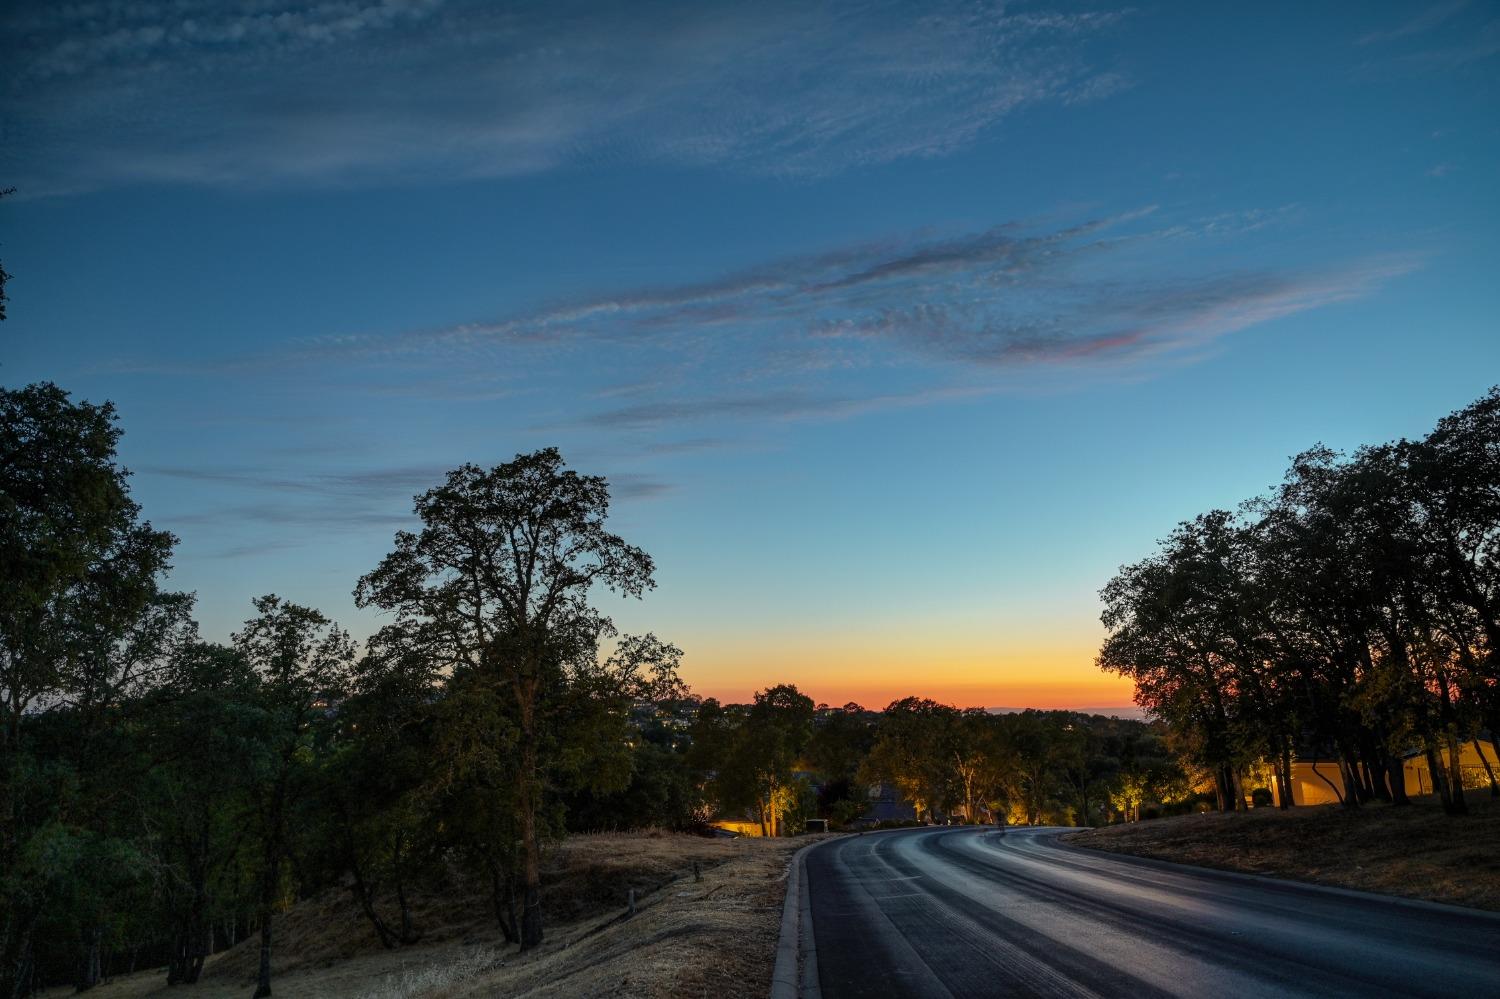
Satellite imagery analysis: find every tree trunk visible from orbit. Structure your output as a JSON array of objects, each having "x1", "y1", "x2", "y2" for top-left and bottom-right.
[
  {"x1": 1473, "y1": 739, "x2": 1500, "y2": 799},
  {"x1": 349, "y1": 869, "x2": 396, "y2": 949},
  {"x1": 1343, "y1": 754, "x2": 1367, "y2": 803},
  {"x1": 1368, "y1": 753, "x2": 1391, "y2": 802},
  {"x1": 517, "y1": 678, "x2": 544, "y2": 951},
  {"x1": 8, "y1": 926, "x2": 34, "y2": 999},
  {"x1": 1360, "y1": 735, "x2": 1391, "y2": 803},
  {"x1": 252, "y1": 833, "x2": 281, "y2": 998},
  {"x1": 1387, "y1": 757, "x2": 1410, "y2": 806},
  {"x1": 167, "y1": 926, "x2": 185, "y2": 986},
  {"x1": 75, "y1": 926, "x2": 102, "y2": 992},
  {"x1": 1309, "y1": 755, "x2": 1345, "y2": 805},
  {"x1": 1444, "y1": 733, "x2": 1468, "y2": 815},
  {"x1": 1215, "y1": 766, "x2": 1236, "y2": 812},
  {"x1": 1424, "y1": 743, "x2": 1455, "y2": 813},
  {"x1": 488, "y1": 861, "x2": 519, "y2": 945},
  {"x1": 182, "y1": 825, "x2": 210, "y2": 984},
  {"x1": 395, "y1": 873, "x2": 416, "y2": 945}
]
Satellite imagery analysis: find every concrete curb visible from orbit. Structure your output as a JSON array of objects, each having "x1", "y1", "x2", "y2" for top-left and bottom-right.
[{"x1": 769, "y1": 836, "x2": 827, "y2": 999}]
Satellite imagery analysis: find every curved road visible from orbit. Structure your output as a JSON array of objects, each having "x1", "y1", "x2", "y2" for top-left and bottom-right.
[{"x1": 796, "y1": 826, "x2": 1500, "y2": 998}]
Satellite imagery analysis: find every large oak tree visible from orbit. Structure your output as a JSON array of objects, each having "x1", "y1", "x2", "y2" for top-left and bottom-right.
[{"x1": 355, "y1": 448, "x2": 653, "y2": 948}]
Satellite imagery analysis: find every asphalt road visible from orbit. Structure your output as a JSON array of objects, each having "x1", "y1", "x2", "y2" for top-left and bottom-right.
[{"x1": 798, "y1": 825, "x2": 1500, "y2": 998}]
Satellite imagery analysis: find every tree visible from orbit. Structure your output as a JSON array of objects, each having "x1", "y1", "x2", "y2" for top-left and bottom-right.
[
  {"x1": 564, "y1": 636, "x2": 702, "y2": 833},
  {"x1": 312, "y1": 629, "x2": 440, "y2": 951},
  {"x1": 1, "y1": 383, "x2": 176, "y2": 752},
  {"x1": 997, "y1": 711, "x2": 1073, "y2": 825},
  {"x1": 691, "y1": 685, "x2": 815, "y2": 836},
  {"x1": 950, "y1": 709, "x2": 1019, "y2": 824},
  {"x1": 1, "y1": 383, "x2": 178, "y2": 997},
  {"x1": 233, "y1": 596, "x2": 355, "y2": 999},
  {"x1": 1099, "y1": 387, "x2": 1500, "y2": 818},
  {"x1": 741, "y1": 685, "x2": 815, "y2": 836},
  {"x1": 141, "y1": 642, "x2": 264, "y2": 985},
  {"x1": 426, "y1": 661, "x2": 527, "y2": 943},
  {"x1": 1099, "y1": 515, "x2": 1264, "y2": 813},
  {"x1": 807, "y1": 704, "x2": 875, "y2": 824},
  {"x1": 860, "y1": 698, "x2": 956, "y2": 822},
  {"x1": 355, "y1": 449, "x2": 654, "y2": 948}
]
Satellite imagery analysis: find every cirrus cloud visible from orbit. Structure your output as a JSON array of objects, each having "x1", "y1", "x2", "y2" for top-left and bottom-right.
[{"x1": 2, "y1": 0, "x2": 1134, "y2": 195}]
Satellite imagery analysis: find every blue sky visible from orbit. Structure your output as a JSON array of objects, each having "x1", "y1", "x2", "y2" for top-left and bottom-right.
[{"x1": 3, "y1": 1, "x2": 1497, "y2": 707}]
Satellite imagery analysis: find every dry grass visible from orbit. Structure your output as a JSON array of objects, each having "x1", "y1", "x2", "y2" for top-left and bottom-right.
[
  {"x1": 41, "y1": 831, "x2": 820, "y2": 999},
  {"x1": 443, "y1": 833, "x2": 823, "y2": 999},
  {"x1": 1065, "y1": 793, "x2": 1500, "y2": 911},
  {"x1": 360, "y1": 945, "x2": 507, "y2": 999}
]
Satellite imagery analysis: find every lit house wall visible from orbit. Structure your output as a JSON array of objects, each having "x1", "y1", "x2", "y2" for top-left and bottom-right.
[{"x1": 1272, "y1": 740, "x2": 1499, "y2": 806}]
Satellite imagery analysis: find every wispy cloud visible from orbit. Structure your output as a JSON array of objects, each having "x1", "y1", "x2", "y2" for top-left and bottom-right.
[
  {"x1": 115, "y1": 205, "x2": 1417, "y2": 437},
  {"x1": 563, "y1": 385, "x2": 999, "y2": 432},
  {"x1": 147, "y1": 455, "x2": 673, "y2": 539},
  {"x1": 1353, "y1": 1, "x2": 1499, "y2": 68},
  {"x1": 312, "y1": 205, "x2": 1408, "y2": 370},
  {"x1": 2, "y1": 1, "x2": 1133, "y2": 195},
  {"x1": 1403, "y1": 18, "x2": 1500, "y2": 67},
  {"x1": 1356, "y1": 1, "x2": 1469, "y2": 46},
  {"x1": 643, "y1": 437, "x2": 733, "y2": 455},
  {"x1": 143, "y1": 463, "x2": 447, "y2": 497}
]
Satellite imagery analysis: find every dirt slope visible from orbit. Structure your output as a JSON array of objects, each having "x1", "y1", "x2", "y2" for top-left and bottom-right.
[{"x1": 1065, "y1": 793, "x2": 1500, "y2": 911}]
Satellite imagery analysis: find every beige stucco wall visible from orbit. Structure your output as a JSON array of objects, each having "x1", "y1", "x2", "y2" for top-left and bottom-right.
[{"x1": 1273, "y1": 739, "x2": 1497, "y2": 806}]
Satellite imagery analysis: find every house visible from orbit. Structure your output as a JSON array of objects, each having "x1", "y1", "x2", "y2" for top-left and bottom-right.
[
  {"x1": 712, "y1": 818, "x2": 768, "y2": 837},
  {"x1": 849, "y1": 782, "x2": 918, "y2": 827},
  {"x1": 1270, "y1": 738, "x2": 1499, "y2": 806}
]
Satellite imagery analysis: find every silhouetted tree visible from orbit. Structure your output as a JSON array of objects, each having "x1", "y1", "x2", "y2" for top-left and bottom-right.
[
  {"x1": 1, "y1": 382, "x2": 180, "y2": 996},
  {"x1": 234, "y1": 596, "x2": 355, "y2": 999},
  {"x1": 355, "y1": 449, "x2": 654, "y2": 948},
  {"x1": 1100, "y1": 387, "x2": 1500, "y2": 815}
]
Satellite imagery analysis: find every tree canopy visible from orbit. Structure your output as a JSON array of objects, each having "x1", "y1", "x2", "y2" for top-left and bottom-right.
[{"x1": 1100, "y1": 387, "x2": 1500, "y2": 814}]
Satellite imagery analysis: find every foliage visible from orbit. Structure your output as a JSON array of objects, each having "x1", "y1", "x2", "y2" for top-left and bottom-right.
[
  {"x1": 1099, "y1": 387, "x2": 1500, "y2": 815},
  {"x1": 354, "y1": 448, "x2": 656, "y2": 949},
  {"x1": 691, "y1": 684, "x2": 815, "y2": 836}
]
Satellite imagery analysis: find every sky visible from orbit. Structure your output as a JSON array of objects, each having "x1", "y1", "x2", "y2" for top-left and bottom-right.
[{"x1": 3, "y1": 1, "x2": 1497, "y2": 711}]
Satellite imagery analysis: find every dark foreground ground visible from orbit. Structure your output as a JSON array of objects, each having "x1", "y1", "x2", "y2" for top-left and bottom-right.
[
  {"x1": 1066, "y1": 793, "x2": 1500, "y2": 911},
  {"x1": 801, "y1": 825, "x2": 1500, "y2": 999}
]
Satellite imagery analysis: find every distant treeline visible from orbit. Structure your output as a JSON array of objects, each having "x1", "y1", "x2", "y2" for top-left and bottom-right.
[
  {"x1": 690, "y1": 694, "x2": 1184, "y2": 836},
  {"x1": 1099, "y1": 388, "x2": 1500, "y2": 815}
]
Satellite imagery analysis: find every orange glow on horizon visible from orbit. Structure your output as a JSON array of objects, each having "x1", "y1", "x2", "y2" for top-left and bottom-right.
[
  {"x1": 691, "y1": 677, "x2": 1138, "y2": 712},
  {"x1": 678, "y1": 635, "x2": 1137, "y2": 712}
]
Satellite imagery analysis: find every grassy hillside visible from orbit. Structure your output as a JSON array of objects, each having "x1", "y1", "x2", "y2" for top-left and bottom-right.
[
  {"x1": 1066, "y1": 794, "x2": 1500, "y2": 911},
  {"x1": 40, "y1": 831, "x2": 814, "y2": 999}
]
